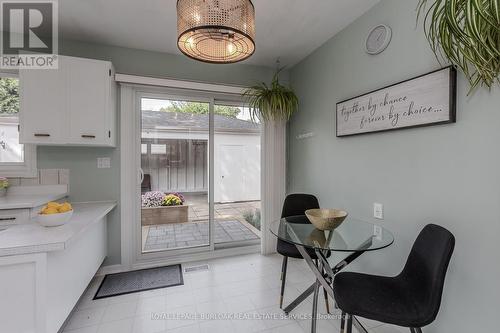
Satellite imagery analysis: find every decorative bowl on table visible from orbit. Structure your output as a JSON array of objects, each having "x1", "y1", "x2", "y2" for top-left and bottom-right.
[
  {"x1": 305, "y1": 208, "x2": 348, "y2": 231},
  {"x1": 37, "y1": 202, "x2": 73, "y2": 227}
]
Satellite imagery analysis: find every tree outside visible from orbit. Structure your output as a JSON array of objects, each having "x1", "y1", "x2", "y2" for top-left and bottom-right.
[
  {"x1": 160, "y1": 101, "x2": 241, "y2": 118},
  {"x1": 0, "y1": 78, "x2": 19, "y2": 115}
]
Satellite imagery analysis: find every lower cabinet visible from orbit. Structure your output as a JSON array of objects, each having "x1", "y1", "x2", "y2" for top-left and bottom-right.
[{"x1": 0, "y1": 218, "x2": 107, "y2": 333}]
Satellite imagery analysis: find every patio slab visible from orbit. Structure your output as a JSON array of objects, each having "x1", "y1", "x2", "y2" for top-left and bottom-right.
[{"x1": 143, "y1": 220, "x2": 259, "y2": 252}]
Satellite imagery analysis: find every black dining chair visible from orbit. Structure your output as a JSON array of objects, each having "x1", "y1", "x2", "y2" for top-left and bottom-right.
[
  {"x1": 333, "y1": 224, "x2": 455, "y2": 333},
  {"x1": 278, "y1": 193, "x2": 330, "y2": 312}
]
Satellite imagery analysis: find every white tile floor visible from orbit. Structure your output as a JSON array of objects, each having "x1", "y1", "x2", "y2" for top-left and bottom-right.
[{"x1": 63, "y1": 253, "x2": 407, "y2": 333}]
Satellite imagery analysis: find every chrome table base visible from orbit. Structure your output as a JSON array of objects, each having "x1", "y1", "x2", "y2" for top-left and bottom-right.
[{"x1": 281, "y1": 245, "x2": 369, "y2": 333}]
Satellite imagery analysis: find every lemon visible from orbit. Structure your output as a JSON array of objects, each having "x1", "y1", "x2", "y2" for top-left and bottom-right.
[
  {"x1": 42, "y1": 207, "x2": 59, "y2": 215},
  {"x1": 58, "y1": 202, "x2": 72, "y2": 213},
  {"x1": 47, "y1": 201, "x2": 61, "y2": 209}
]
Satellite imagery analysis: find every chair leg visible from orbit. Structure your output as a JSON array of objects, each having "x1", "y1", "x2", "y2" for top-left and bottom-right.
[
  {"x1": 323, "y1": 288, "x2": 330, "y2": 314},
  {"x1": 346, "y1": 314, "x2": 353, "y2": 333},
  {"x1": 279, "y1": 256, "x2": 288, "y2": 308},
  {"x1": 340, "y1": 312, "x2": 346, "y2": 333},
  {"x1": 280, "y1": 256, "x2": 286, "y2": 280}
]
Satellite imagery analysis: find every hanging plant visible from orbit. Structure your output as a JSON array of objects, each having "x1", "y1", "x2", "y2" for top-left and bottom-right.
[
  {"x1": 243, "y1": 69, "x2": 299, "y2": 122},
  {"x1": 417, "y1": 0, "x2": 500, "y2": 92}
]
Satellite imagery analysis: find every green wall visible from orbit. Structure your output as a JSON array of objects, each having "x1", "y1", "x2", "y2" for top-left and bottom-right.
[
  {"x1": 59, "y1": 39, "x2": 280, "y2": 86},
  {"x1": 288, "y1": 0, "x2": 499, "y2": 332},
  {"x1": 38, "y1": 39, "x2": 279, "y2": 266}
]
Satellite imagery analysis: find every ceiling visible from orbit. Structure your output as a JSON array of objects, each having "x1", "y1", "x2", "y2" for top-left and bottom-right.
[{"x1": 59, "y1": 0, "x2": 379, "y2": 68}]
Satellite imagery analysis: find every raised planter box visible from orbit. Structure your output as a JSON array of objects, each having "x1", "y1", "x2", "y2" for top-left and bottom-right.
[{"x1": 141, "y1": 205, "x2": 189, "y2": 226}]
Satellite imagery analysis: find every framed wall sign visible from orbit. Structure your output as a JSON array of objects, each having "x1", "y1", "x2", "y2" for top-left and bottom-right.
[{"x1": 336, "y1": 67, "x2": 457, "y2": 137}]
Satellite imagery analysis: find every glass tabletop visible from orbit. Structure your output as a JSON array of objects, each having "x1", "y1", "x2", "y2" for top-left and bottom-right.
[{"x1": 270, "y1": 215, "x2": 394, "y2": 252}]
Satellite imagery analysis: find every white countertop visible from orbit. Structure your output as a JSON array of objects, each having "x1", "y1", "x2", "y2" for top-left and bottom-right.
[
  {"x1": 0, "y1": 201, "x2": 116, "y2": 256},
  {"x1": 0, "y1": 193, "x2": 68, "y2": 210},
  {"x1": 0, "y1": 185, "x2": 69, "y2": 210}
]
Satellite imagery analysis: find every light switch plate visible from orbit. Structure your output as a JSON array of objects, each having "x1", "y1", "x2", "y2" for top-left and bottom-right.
[
  {"x1": 97, "y1": 157, "x2": 111, "y2": 169},
  {"x1": 373, "y1": 202, "x2": 383, "y2": 219},
  {"x1": 373, "y1": 225, "x2": 383, "y2": 240}
]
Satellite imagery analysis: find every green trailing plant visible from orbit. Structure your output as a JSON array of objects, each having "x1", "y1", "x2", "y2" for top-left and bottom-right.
[
  {"x1": 417, "y1": 0, "x2": 500, "y2": 93},
  {"x1": 243, "y1": 69, "x2": 299, "y2": 122}
]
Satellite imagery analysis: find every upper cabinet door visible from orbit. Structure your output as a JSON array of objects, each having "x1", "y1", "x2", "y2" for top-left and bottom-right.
[
  {"x1": 68, "y1": 58, "x2": 112, "y2": 145},
  {"x1": 19, "y1": 63, "x2": 68, "y2": 144},
  {"x1": 19, "y1": 55, "x2": 116, "y2": 147}
]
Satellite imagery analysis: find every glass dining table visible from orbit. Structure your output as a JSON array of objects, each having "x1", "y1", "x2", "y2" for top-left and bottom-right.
[{"x1": 270, "y1": 215, "x2": 394, "y2": 333}]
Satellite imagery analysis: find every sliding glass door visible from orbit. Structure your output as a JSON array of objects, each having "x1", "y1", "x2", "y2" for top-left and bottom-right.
[
  {"x1": 139, "y1": 92, "x2": 260, "y2": 255},
  {"x1": 140, "y1": 96, "x2": 210, "y2": 253}
]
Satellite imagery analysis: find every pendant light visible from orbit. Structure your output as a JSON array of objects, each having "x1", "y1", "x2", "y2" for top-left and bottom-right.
[{"x1": 177, "y1": 0, "x2": 256, "y2": 64}]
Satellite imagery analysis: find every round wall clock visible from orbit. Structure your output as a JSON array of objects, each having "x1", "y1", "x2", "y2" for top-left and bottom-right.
[{"x1": 366, "y1": 24, "x2": 392, "y2": 55}]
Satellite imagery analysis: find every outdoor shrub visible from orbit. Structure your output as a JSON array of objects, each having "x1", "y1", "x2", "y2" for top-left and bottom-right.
[
  {"x1": 243, "y1": 208, "x2": 261, "y2": 231},
  {"x1": 252, "y1": 209, "x2": 261, "y2": 230},
  {"x1": 254, "y1": 209, "x2": 261, "y2": 229},
  {"x1": 0, "y1": 177, "x2": 8, "y2": 189},
  {"x1": 242, "y1": 209, "x2": 254, "y2": 223}
]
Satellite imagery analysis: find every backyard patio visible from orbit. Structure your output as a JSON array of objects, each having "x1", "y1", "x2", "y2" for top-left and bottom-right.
[{"x1": 141, "y1": 194, "x2": 261, "y2": 252}]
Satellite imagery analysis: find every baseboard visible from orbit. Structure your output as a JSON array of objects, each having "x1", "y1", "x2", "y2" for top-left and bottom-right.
[
  {"x1": 97, "y1": 245, "x2": 261, "y2": 275},
  {"x1": 132, "y1": 244, "x2": 261, "y2": 271},
  {"x1": 96, "y1": 264, "x2": 125, "y2": 276}
]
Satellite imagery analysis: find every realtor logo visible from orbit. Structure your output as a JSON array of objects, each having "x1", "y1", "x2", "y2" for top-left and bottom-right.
[{"x1": 0, "y1": 0, "x2": 58, "y2": 69}]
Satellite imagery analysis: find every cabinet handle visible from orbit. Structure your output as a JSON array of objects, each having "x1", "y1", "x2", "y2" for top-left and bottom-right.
[
  {"x1": 81, "y1": 135, "x2": 96, "y2": 139},
  {"x1": 0, "y1": 217, "x2": 16, "y2": 221},
  {"x1": 34, "y1": 133, "x2": 50, "y2": 137}
]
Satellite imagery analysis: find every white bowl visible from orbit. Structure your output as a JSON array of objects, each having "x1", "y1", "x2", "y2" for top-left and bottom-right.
[{"x1": 37, "y1": 210, "x2": 73, "y2": 227}]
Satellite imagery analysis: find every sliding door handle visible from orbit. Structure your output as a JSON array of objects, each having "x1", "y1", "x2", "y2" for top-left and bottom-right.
[{"x1": 139, "y1": 168, "x2": 144, "y2": 184}]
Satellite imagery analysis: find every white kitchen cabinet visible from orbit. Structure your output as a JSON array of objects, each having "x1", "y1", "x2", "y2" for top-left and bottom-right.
[
  {"x1": 19, "y1": 63, "x2": 67, "y2": 144},
  {"x1": 20, "y1": 55, "x2": 116, "y2": 147},
  {"x1": 0, "y1": 208, "x2": 30, "y2": 228},
  {"x1": 0, "y1": 202, "x2": 115, "y2": 333}
]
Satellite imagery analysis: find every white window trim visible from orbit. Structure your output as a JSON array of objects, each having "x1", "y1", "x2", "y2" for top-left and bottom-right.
[
  {"x1": 0, "y1": 72, "x2": 37, "y2": 178},
  {"x1": 0, "y1": 144, "x2": 37, "y2": 177}
]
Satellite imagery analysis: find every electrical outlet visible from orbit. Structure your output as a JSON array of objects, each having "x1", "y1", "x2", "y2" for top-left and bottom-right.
[
  {"x1": 97, "y1": 157, "x2": 111, "y2": 169},
  {"x1": 373, "y1": 203, "x2": 383, "y2": 219}
]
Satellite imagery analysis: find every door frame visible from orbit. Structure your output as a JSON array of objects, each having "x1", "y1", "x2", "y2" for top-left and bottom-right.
[{"x1": 120, "y1": 82, "x2": 263, "y2": 271}]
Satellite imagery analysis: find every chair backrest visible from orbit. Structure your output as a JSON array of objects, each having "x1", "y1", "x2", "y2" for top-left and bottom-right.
[
  {"x1": 399, "y1": 224, "x2": 455, "y2": 326},
  {"x1": 281, "y1": 193, "x2": 320, "y2": 219},
  {"x1": 141, "y1": 174, "x2": 151, "y2": 193}
]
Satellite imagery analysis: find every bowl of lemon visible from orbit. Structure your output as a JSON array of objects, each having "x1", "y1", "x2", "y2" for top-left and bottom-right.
[{"x1": 38, "y1": 201, "x2": 73, "y2": 227}]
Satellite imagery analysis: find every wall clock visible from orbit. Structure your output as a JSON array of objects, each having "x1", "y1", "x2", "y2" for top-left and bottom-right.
[{"x1": 366, "y1": 24, "x2": 392, "y2": 55}]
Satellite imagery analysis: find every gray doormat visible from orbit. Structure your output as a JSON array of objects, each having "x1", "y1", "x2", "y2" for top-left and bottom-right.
[{"x1": 93, "y1": 264, "x2": 183, "y2": 299}]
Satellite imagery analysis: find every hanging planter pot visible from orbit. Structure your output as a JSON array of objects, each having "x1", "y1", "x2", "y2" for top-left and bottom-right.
[
  {"x1": 417, "y1": 0, "x2": 500, "y2": 93},
  {"x1": 243, "y1": 69, "x2": 299, "y2": 122}
]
